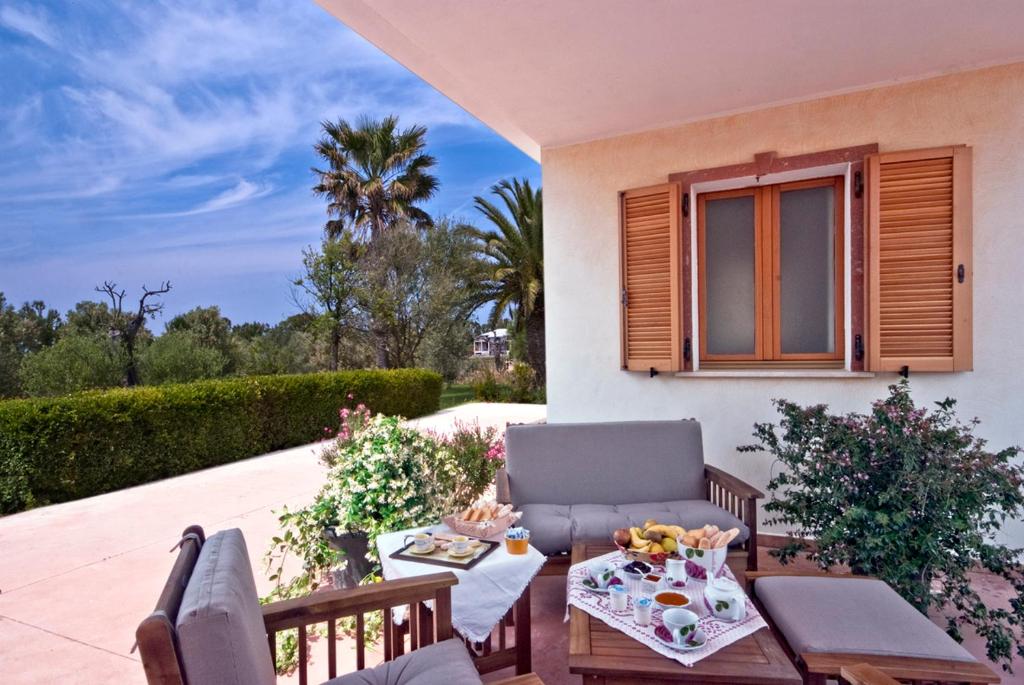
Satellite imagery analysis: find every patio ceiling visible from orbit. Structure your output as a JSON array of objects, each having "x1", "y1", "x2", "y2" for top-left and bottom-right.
[{"x1": 316, "y1": 0, "x2": 1024, "y2": 160}]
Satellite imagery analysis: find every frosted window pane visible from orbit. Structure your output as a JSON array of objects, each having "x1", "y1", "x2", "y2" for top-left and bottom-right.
[
  {"x1": 779, "y1": 186, "x2": 835, "y2": 354},
  {"x1": 704, "y1": 196, "x2": 756, "y2": 355}
]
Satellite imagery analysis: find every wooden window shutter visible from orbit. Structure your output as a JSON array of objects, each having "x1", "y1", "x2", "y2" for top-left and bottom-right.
[
  {"x1": 865, "y1": 146, "x2": 972, "y2": 372},
  {"x1": 620, "y1": 182, "x2": 682, "y2": 372}
]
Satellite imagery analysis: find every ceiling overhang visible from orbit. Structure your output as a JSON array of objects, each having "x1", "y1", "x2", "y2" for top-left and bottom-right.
[{"x1": 317, "y1": 1, "x2": 1024, "y2": 161}]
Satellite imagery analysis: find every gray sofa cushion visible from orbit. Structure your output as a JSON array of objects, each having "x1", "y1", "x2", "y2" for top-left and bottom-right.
[
  {"x1": 757, "y1": 576, "x2": 976, "y2": 662},
  {"x1": 520, "y1": 500, "x2": 748, "y2": 555},
  {"x1": 505, "y1": 420, "x2": 706, "y2": 506},
  {"x1": 327, "y1": 638, "x2": 481, "y2": 685},
  {"x1": 176, "y1": 529, "x2": 275, "y2": 685},
  {"x1": 519, "y1": 503, "x2": 571, "y2": 556}
]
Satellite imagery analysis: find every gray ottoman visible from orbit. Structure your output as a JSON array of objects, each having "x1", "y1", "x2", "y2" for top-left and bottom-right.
[{"x1": 755, "y1": 576, "x2": 977, "y2": 663}]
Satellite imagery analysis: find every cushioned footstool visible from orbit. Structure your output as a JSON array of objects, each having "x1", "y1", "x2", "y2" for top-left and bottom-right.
[{"x1": 751, "y1": 575, "x2": 1000, "y2": 684}]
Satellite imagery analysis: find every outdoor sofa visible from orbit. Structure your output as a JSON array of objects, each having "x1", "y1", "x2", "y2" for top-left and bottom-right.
[
  {"x1": 497, "y1": 419, "x2": 763, "y2": 570},
  {"x1": 136, "y1": 525, "x2": 543, "y2": 685}
]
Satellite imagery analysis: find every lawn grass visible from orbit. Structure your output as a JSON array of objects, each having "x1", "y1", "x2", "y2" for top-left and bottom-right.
[{"x1": 440, "y1": 383, "x2": 475, "y2": 409}]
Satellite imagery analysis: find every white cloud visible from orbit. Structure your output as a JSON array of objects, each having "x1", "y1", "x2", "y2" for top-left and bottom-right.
[{"x1": 0, "y1": 4, "x2": 57, "y2": 46}]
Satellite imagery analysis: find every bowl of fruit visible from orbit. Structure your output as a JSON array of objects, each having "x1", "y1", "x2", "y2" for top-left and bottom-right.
[{"x1": 612, "y1": 519, "x2": 684, "y2": 563}]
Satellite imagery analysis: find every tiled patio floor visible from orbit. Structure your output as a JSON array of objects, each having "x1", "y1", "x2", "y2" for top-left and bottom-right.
[{"x1": 2, "y1": 400, "x2": 1019, "y2": 684}]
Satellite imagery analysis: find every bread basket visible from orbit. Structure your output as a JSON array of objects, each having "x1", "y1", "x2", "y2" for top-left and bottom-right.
[{"x1": 443, "y1": 510, "x2": 522, "y2": 539}]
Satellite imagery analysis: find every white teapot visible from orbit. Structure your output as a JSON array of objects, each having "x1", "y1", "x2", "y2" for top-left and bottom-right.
[{"x1": 703, "y1": 577, "x2": 747, "y2": 622}]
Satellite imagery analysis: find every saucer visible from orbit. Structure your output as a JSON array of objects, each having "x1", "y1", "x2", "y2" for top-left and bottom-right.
[
  {"x1": 447, "y1": 546, "x2": 475, "y2": 558},
  {"x1": 408, "y1": 543, "x2": 436, "y2": 555},
  {"x1": 653, "y1": 628, "x2": 706, "y2": 651},
  {"x1": 580, "y1": 578, "x2": 613, "y2": 593}
]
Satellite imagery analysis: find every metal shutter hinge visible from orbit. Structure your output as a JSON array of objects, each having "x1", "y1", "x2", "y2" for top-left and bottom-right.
[
  {"x1": 957, "y1": 264, "x2": 965, "y2": 283},
  {"x1": 621, "y1": 288, "x2": 629, "y2": 307},
  {"x1": 854, "y1": 171, "x2": 864, "y2": 198},
  {"x1": 682, "y1": 193, "x2": 690, "y2": 218}
]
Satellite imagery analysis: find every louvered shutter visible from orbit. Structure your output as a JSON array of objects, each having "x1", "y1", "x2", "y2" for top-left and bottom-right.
[
  {"x1": 620, "y1": 183, "x2": 682, "y2": 372},
  {"x1": 865, "y1": 146, "x2": 972, "y2": 372}
]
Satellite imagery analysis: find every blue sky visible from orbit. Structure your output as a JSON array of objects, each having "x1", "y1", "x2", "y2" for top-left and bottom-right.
[{"x1": 0, "y1": 1, "x2": 539, "y2": 326}]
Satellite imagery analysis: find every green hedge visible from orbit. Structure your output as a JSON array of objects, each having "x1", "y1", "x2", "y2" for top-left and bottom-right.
[{"x1": 0, "y1": 369, "x2": 442, "y2": 514}]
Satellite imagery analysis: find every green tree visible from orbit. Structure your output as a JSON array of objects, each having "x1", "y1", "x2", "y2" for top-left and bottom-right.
[
  {"x1": 138, "y1": 331, "x2": 228, "y2": 385},
  {"x1": 312, "y1": 115, "x2": 439, "y2": 240},
  {"x1": 19, "y1": 335, "x2": 124, "y2": 396},
  {"x1": 312, "y1": 115, "x2": 440, "y2": 368},
  {"x1": 0, "y1": 294, "x2": 63, "y2": 397},
  {"x1": 471, "y1": 178, "x2": 545, "y2": 381},
  {"x1": 240, "y1": 324, "x2": 314, "y2": 376},
  {"x1": 293, "y1": 233, "x2": 365, "y2": 371},
  {"x1": 166, "y1": 305, "x2": 240, "y2": 372},
  {"x1": 356, "y1": 220, "x2": 485, "y2": 369}
]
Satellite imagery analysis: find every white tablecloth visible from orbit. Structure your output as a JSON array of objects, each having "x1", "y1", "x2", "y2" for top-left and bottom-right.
[{"x1": 376, "y1": 524, "x2": 545, "y2": 643}]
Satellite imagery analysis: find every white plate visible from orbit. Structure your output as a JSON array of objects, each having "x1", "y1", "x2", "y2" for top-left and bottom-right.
[
  {"x1": 654, "y1": 629, "x2": 707, "y2": 651},
  {"x1": 580, "y1": 578, "x2": 624, "y2": 594},
  {"x1": 447, "y1": 547, "x2": 475, "y2": 558},
  {"x1": 408, "y1": 543, "x2": 436, "y2": 555}
]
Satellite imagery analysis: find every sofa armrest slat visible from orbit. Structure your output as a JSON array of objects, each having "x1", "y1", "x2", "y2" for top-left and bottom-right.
[{"x1": 704, "y1": 465, "x2": 764, "y2": 499}]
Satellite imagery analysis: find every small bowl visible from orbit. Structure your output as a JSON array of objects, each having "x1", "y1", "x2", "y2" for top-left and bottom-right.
[{"x1": 653, "y1": 590, "x2": 691, "y2": 611}]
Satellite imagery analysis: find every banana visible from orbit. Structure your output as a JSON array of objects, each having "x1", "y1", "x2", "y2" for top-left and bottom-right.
[
  {"x1": 646, "y1": 524, "x2": 686, "y2": 539},
  {"x1": 629, "y1": 527, "x2": 649, "y2": 549}
]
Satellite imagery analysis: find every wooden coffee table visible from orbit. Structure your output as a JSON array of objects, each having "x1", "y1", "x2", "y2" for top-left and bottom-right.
[{"x1": 568, "y1": 543, "x2": 801, "y2": 684}]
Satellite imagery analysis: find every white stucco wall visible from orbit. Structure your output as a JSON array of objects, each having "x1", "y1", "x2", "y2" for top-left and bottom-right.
[{"x1": 542, "y1": 62, "x2": 1024, "y2": 545}]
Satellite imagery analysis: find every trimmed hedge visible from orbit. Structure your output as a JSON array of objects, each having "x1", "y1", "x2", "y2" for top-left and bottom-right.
[{"x1": 0, "y1": 369, "x2": 442, "y2": 514}]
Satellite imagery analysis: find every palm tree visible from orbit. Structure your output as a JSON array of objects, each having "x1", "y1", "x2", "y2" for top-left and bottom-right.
[
  {"x1": 470, "y1": 178, "x2": 545, "y2": 381},
  {"x1": 312, "y1": 115, "x2": 439, "y2": 240},
  {"x1": 313, "y1": 115, "x2": 439, "y2": 367}
]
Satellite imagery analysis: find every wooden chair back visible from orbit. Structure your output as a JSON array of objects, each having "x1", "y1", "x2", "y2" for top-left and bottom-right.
[{"x1": 135, "y1": 525, "x2": 207, "y2": 685}]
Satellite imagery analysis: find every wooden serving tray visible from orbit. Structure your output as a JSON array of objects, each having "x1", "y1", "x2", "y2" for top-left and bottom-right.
[{"x1": 389, "y1": 538, "x2": 500, "y2": 570}]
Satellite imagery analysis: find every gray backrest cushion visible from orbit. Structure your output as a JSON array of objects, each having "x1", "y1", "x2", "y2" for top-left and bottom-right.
[
  {"x1": 505, "y1": 420, "x2": 706, "y2": 505},
  {"x1": 176, "y1": 529, "x2": 275, "y2": 685}
]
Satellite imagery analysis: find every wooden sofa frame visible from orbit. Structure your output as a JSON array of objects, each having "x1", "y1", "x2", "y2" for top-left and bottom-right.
[
  {"x1": 496, "y1": 463, "x2": 763, "y2": 571},
  {"x1": 745, "y1": 571, "x2": 1001, "y2": 685},
  {"x1": 136, "y1": 525, "x2": 542, "y2": 685}
]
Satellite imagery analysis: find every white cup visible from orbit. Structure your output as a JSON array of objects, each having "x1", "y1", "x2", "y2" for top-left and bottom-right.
[
  {"x1": 405, "y1": 532, "x2": 433, "y2": 552},
  {"x1": 609, "y1": 584, "x2": 629, "y2": 613},
  {"x1": 662, "y1": 608, "x2": 700, "y2": 646},
  {"x1": 633, "y1": 596, "x2": 653, "y2": 626},
  {"x1": 450, "y1": 535, "x2": 470, "y2": 554}
]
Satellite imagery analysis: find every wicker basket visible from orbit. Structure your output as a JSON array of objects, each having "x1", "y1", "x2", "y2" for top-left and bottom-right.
[{"x1": 443, "y1": 511, "x2": 522, "y2": 540}]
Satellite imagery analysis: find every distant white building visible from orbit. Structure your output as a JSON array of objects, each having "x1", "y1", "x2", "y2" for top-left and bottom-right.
[{"x1": 473, "y1": 328, "x2": 509, "y2": 357}]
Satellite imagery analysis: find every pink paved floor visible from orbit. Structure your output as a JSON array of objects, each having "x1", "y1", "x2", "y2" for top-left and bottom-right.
[{"x1": 2, "y1": 399, "x2": 1019, "y2": 684}]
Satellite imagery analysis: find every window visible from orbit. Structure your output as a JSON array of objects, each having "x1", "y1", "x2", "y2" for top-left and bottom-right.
[
  {"x1": 697, "y1": 177, "x2": 844, "y2": 367},
  {"x1": 618, "y1": 145, "x2": 971, "y2": 376}
]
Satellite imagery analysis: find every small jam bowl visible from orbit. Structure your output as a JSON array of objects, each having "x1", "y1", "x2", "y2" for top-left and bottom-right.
[{"x1": 653, "y1": 590, "x2": 691, "y2": 611}]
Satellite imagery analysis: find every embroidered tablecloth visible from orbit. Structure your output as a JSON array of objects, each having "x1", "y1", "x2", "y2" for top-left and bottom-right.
[
  {"x1": 565, "y1": 551, "x2": 768, "y2": 667},
  {"x1": 377, "y1": 524, "x2": 545, "y2": 643}
]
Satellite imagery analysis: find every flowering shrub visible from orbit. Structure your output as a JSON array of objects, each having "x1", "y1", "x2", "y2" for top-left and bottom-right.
[
  {"x1": 261, "y1": 407, "x2": 503, "y2": 671},
  {"x1": 428, "y1": 420, "x2": 505, "y2": 513},
  {"x1": 741, "y1": 380, "x2": 1024, "y2": 671}
]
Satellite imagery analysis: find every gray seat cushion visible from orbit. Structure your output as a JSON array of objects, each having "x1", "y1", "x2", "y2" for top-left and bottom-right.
[
  {"x1": 519, "y1": 503, "x2": 571, "y2": 555},
  {"x1": 506, "y1": 420, "x2": 706, "y2": 506},
  {"x1": 756, "y1": 576, "x2": 976, "y2": 662},
  {"x1": 520, "y1": 500, "x2": 748, "y2": 555},
  {"x1": 176, "y1": 529, "x2": 275, "y2": 685},
  {"x1": 326, "y1": 638, "x2": 481, "y2": 685}
]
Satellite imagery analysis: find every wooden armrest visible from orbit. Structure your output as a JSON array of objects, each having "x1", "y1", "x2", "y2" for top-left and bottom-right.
[
  {"x1": 495, "y1": 467, "x2": 511, "y2": 504},
  {"x1": 262, "y1": 572, "x2": 458, "y2": 632},
  {"x1": 704, "y1": 465, "x2": 764, "y2": 499},
  {"x1": 840, "y1": 663, "x2": 901, "y2": 685}
]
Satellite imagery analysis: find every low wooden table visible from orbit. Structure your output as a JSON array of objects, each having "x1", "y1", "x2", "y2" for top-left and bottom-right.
[{"x1": 568, "y1": 543, "x2": 801, "y2": 685}]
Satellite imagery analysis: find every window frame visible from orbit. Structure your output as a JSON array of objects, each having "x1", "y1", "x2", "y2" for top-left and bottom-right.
[{"x1": 697, "y1": 175, "x2": 845, "y2": 367}]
